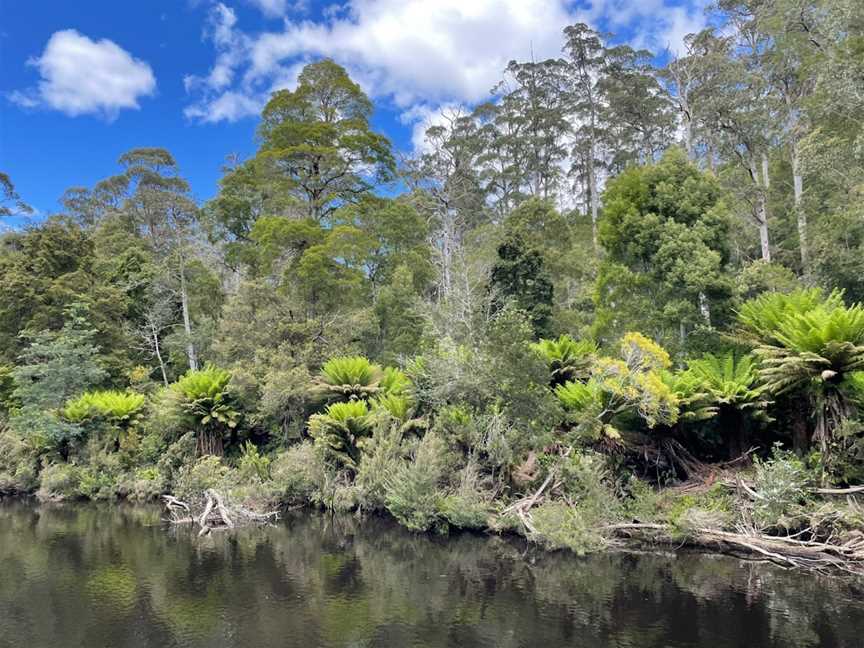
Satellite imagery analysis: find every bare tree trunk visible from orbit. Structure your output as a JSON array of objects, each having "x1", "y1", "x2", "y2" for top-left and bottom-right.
[
  {"x1": 750, "y1": 160, "x2": 772, "y2": 262},
  {"x1": 588, "y1": 140, "x2": 599, "y2": 252},
  {"x1": 179, "y1": 253, "x2": 198, "y2": 371},
  {"x1": 684, "y1": 116, "x2": 694, "y2": 160},
  {"x1": 698, "y1": 291, "x2": 711, "y2": 327},
  {"x1": 150, "y1": 324, "x2": 169, "y2": 386},
  {"x1": 791, "y1": 140, "x2": 808, "y2": 271}
]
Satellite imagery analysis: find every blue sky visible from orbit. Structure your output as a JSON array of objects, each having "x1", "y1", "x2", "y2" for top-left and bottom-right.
[{"x1": 0, "y1": 0, "x2": 708, "y2": 220}]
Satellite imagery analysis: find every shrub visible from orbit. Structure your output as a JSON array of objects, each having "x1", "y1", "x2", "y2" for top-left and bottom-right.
[
  {"x1": 554, "y1": 332, "x2": 678, "y2": 442},
  {"x1": 384, "y1": 432, "x2": 451, "y2": 532},
  {"x1": 752, "y1": 444, "x2": 813, "y2": 530},
  {"x1": 355, "y1": 423, "x2": 404, "y2": 510},
  {"x1": 237, "y1": 441, "x2": 271, "y2": 482},
  {"x1": 270, "y1": 442, "x2": 326, "y2": 504},
  {"x1": 530, "y1": 501, "x2": 608, "y2": 555},
  {"x1": 121, "y1": 467, "x2": 165, "y2": 501},
  {"x1": 37, "y1": 463, "x2": 81, "y2": 501},
  {"x1": 437, "y1": 461, "x2": 492, "y2": 530},
  {"x1": 173, "y1": 455, "x2": 233, "y2": 505}
]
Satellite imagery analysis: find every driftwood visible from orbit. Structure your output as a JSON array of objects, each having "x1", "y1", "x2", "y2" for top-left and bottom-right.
[
  {"x1": 162, "y1": 490, "x2": 279, "y2": 536},
  {"x1": 606, "y1": 523, "x2": 864, "y2": 575}
]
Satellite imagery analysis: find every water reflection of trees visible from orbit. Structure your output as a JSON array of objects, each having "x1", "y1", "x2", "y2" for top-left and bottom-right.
[{"x1": 1, "y1": 502, "x2": 863, "y2": 648}]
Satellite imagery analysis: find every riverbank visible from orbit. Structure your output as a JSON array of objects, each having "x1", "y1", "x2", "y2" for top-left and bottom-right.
[{"x1": 7, "y1": 439, "x2": 863, "y2": 578}]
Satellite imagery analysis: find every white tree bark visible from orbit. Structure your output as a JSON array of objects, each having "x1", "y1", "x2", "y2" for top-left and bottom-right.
[{"x1": 179, "y1": 252, "x2": 198, "y2": 371}]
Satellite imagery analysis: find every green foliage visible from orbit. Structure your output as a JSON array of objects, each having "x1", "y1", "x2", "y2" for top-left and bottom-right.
[
  {"x1": 63, "y1": 390, "x2": 146, "y2": 426},
  {"x1": 270, "y1": 442, "x2": 326, "y2": 504},
  {"x1": 555, "y1": 332, "x2": 678, "y2": 441},
  {"x1": 384, "y1": 433, "x2": 451, "y2": 532},
  {"x1": 237, "y1": 441, "x2": 271, "y2": 482},
  {"x1": 256, "y1": 59, "x2": 394, "y2": 221},
  {"x1": 172, "y1": 365, "x2": 240, "y2": 455},
  {"x1": 308, "y1": 400, "x2": 372, "y2": 471},
  {"x1": 752, "y1": 445, "x2": 813, "y2": 530},
  {"x1": 738, "y1": 288, "x2": 864, "y2": 452},
  {"x1": 531, "y1": 334, "x2": 597, "y2": 386},
  {"x1": 490, "y1": 231, "x2": 554, "y2": 338},
  {"x1": 595, "y1": 149, "x2": 733, "y2": 353},
  {"x1": 316, "y1": 356, "x2": 382, "y2": 401}
]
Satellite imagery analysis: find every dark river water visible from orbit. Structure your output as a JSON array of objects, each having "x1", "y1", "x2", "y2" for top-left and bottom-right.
[{"x1": 1, "y1": 500, "x2": 863, "y2": 648}]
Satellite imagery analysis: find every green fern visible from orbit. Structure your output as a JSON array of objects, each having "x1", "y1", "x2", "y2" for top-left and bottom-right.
[
  {"x1": 171, "y1": 365, "x2": 239, "y2": 455},
  {"x1": 63, "y1": 390, "x2": 146, "y2": 426},
  {"x1": 308, "y1": 399, "x2": 373, "y2": 470},
  {"x1": 531, "y1": 335, "x2": 597, "y2": 385},
  {"x1": 738, "y1": 289, "x2": 864, "y2": 452},
  {"x1": 316, "y1": 356, "x2": 382, "y2": 400}
]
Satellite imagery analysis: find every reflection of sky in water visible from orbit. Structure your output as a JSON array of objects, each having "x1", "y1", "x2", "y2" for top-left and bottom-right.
[{"x1": 1, "y1": 500, "x2": 863, "y2": 648}]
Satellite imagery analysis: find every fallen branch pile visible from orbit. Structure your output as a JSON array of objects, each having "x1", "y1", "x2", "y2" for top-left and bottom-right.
[
  {"x1": 607, "y1": 523, "x2": 864, "y2": 576},
  {"x1": 163, "y1": 489, "x2": 279, "y2": 536}
]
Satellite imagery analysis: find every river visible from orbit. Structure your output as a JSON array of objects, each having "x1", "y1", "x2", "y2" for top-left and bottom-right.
[{"x1": 1, "y1": 499, "x2": 862, "y2": 647}]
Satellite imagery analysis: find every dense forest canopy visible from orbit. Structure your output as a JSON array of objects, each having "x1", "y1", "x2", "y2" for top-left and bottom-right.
[{"x1": 2, "y1": 0, "x2": 864, "y2": 562}]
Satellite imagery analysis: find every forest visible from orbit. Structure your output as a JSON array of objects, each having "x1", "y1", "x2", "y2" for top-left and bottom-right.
[{"x1": 2, "y1": 1, "x2": 864, "y2": 569}]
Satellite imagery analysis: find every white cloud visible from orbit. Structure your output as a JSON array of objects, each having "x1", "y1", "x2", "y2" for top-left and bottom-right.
[
  {"x1": 10, "y1": 30, "x2": 156, "y2": 119},
  {"x1": 246, "y1": 0, "x2": 287, "y2": 17},
  {"x1": 184, "y1": 0, "x2": 709, "y2": 126}
]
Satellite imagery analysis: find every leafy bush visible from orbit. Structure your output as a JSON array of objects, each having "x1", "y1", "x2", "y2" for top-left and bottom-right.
[
  {"x1": 237, "y1": 441, "x2": 271, "y2": 482},
  {"x1": 751, "y1": 445, "x2": 813, "y2": 530},
  {"x1": 437, "y1": 461, "x2": 492, "y2": 530},
  {"x1": 120, "y1": 467, "x2": 165, "y2": 501},
  {"x1": 554, "y1": 333, "x2": 678, "y2": 441},
  {"x1": 173, "y1": 455, "x2": 233, "y2": 505},
  {"x1": 37, "y1": 463, "x2": 81, "y2": 501},
  {"x1": 384, "y1": 432, "x2": 451, "y2": 532},
  {"x1": 270, "y1": 442, "x2": 326, "y2": 504},
  {"x1": 355, "y1": 422, "x2": 405, "y2": 510},
  {"x1": 530, "y1": 501, "x2": 608, "y2": 555}
]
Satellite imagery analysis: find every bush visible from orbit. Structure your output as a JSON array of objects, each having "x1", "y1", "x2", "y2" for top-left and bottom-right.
[
  {"x1": 436, "y1": 461, "x2": 492, "y2": 530},
  {"x1": 173, "y1": 455, "x2": 233, "y2": 505},
  {"x1": 752, "y1": 444, "x2": 813, "y2": 530},
  {"x1": 530, "y1": 501, "x2": 607, "y2": 555},
  {"x1": 355, "y1": 422, "x2": 404, "y2": 510},
  {"x1": 120, "y1": 467, "x2": 165, "y2": 501},
  {"x1": 37, "y1": 463, "x2": 81, "y2": 501},
  {"x1": 271, "y1": 442, "x2": 326, "y2": 505},
  {"x1": 384, "y1": 432, "x2": 452, "y2": 532},
  {"x1": 237, "y1": 441, "x2": 271, "y2": 482}
]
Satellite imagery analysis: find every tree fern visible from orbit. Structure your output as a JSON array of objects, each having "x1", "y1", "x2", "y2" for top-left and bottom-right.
[
  {"x1": 315, "y1": 356, "x2": 382, "y2": 401},
  {"x1": 531, "y1": 335, "x2": 598, "y2": 385},
  {"x1": 738, "y1": 289, "x2": 864, "y2": 454},
  {"x1": 308, "y1": 399, "x2": 373, "y2": 471}
]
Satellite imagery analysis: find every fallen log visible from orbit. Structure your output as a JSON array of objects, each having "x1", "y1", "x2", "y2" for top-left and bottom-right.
[
  {"x1": 605, "y1": 523, "x2": 864, "y2": 575},
  {"x1": 162, "y1": 491, "x2": 279, "y2": 536}
]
